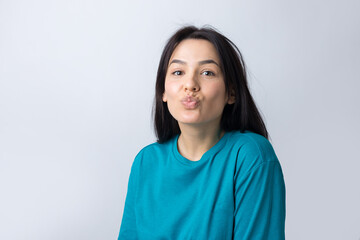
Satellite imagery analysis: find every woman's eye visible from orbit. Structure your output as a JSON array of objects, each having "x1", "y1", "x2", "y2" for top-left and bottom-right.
[
  {"x1": 172, "y1": 71, "x2": 183, "y2": 76},
  {"x1": 202, "y1": 71, "x2": 215, "y2": 76}
]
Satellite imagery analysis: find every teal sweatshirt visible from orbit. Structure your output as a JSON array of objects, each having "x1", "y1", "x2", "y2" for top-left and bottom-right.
[{"x1": 118, "y1": 130, "x2": 286, "y2": 239}]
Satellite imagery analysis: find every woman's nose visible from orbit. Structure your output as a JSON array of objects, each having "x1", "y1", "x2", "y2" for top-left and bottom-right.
[{"x1": 184, "y1": 73, "x2": 200, "y2": 92}]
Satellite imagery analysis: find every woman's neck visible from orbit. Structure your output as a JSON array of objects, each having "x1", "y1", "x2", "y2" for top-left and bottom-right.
[{"x1": 177, "y1": 124, "x2": 225, "y2": 161}]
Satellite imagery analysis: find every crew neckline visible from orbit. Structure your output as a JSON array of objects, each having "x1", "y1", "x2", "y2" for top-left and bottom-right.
[{"x1": 172, "y1": 131, "x2": 232, "y2": 166}]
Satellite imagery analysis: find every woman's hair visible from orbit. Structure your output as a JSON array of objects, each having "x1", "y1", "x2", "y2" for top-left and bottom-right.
[{"x1": 153, "y1": 25, "x2": 268, "y2": 143}]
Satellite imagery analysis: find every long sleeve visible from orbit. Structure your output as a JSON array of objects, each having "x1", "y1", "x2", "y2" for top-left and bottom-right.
[
  {"x1": 233, "y1": 160, "x2": 286, "y2": 239},
  {"x1": 118, "y1": 158, "x2": 140, "y2": 240}
]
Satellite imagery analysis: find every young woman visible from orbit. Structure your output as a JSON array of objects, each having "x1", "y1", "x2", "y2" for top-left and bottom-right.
[{"x1": 118, "y1": 26, "x2": 286, "y2": 239}]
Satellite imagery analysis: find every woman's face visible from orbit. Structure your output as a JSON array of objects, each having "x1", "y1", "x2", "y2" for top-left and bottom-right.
[{"x1": 163, "y1": 39, "x2": 235, "y2": 130}]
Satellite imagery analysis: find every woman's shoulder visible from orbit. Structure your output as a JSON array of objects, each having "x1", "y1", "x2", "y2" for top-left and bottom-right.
[
  {"x1": 227, "y1": 130, "x2": 280, "y2": 173},
  {"x1": 137, "y1": 137, "x2": 174, "y2": 155},
  {"x1": 132, "y1": 136, "x2": 176, "y2": 166},
  {"x1": 228, "y1": 131, "x2": 276, "y2": 159}
]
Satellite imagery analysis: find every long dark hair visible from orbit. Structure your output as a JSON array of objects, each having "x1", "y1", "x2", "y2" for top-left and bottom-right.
[{"x1": 153, "y1": 25, "x2": 268, "y2": 143}]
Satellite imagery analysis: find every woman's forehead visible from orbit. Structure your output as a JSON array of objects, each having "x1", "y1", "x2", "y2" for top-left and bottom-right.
[{"x1": 168, "y1": 39, "x2": 220, "y2": 65}]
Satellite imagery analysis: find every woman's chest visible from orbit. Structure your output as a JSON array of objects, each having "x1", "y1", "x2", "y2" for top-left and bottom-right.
[{"x1": 134, "y1": 159, "x2": 235, "y2": 239}]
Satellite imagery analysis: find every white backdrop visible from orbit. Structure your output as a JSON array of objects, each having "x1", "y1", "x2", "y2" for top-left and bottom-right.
[{"x1": 1, "y1": 0, "x2": 359, "y2": 239}]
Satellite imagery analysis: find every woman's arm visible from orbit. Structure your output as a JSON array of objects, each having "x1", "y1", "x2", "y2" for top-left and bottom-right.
[
  {"x1": 118, "y1": 157, "x2": 140, "y2": 240},
  {"x1": 233, "y1": 149, "x2": 286, "y2": 239}
]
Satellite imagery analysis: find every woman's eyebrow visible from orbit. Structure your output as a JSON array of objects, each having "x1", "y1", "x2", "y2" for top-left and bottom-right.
[
  {"x1": 169, "y1": 59, "x2": 186, "y2": 65},
  {"x1": 198, "y1": 59, "x2": 219, "y2": 67},
  {"x1": 169, "y1": 59, "x2": 219, "y2": 67}
]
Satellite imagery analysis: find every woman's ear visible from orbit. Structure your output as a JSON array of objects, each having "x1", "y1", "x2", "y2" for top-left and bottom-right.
[
  {"x1": 227, "y1": 89, "x2": 236, "y2": 104},
  {"x1": 162, "y1": 93, "x2": 167, "y2": 102}
]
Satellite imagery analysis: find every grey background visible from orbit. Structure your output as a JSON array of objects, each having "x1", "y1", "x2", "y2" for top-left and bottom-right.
[{"x1": 1, "y1": 0, "x2": 359, "y2": 239}]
